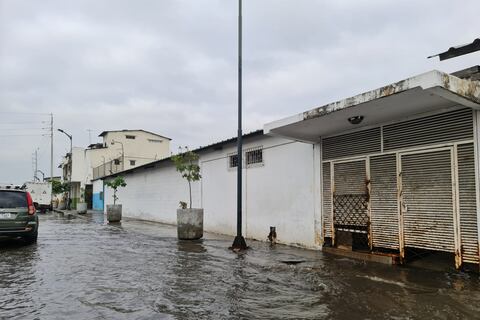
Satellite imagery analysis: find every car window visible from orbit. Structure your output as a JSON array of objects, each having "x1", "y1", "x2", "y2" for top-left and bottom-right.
[{"x1": 0, "y1": 191, "x2": 27, "y2": 208}]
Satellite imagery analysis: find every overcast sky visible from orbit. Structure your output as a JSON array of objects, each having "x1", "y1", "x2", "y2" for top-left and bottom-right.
[{"x1": 0, "y1": 0, "x2": 479, "y2": 184}]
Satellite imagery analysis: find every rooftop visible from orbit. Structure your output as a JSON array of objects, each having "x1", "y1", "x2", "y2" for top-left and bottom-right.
[{"x1": 98, "y1": 129, "x2": 171, "y2": 140}]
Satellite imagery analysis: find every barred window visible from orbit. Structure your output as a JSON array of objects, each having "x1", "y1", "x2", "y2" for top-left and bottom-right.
[
  {"x1": 130, "y1": 160, "x2": 136, "y2": 166},
  {"x1": 126, "y1": 135, "x2": 136, "y2": 139},
  {"x1": 229, "y1": 154, "x2": 238, "y2": 168},
  {"x1": 246, "y1": 148, "x2": 263, "y2": 165},
  {"x1": 148, "y1": 139, "x2": 163, "y2": 143}
]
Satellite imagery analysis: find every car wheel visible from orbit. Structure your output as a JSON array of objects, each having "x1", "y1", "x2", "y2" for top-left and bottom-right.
[{"x1": 23, "y1": 231, "x2": 38, "y2": 245}]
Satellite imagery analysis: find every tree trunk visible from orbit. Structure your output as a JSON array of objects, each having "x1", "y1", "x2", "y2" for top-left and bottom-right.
[{"x1": 188, "y1": 181, "x2": 192, "y2": 209}]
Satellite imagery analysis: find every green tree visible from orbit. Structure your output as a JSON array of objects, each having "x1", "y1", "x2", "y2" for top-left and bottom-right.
[
  {"x1": 52, "y1": 180, "x2": 69, "y2": 195},
  {"x1": 171, "y1": 147, "x2": 201, "y2": 209},
  {"x1": 105, "y1": 176, "x2": 127, "y2": 205}
]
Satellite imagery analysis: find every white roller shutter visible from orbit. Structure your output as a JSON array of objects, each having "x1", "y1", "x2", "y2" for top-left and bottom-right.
[
  {"x1": 401, "y1": 149, "x2": 455, "y2": 252},
  {"x1": 370, "y1": 154, "x2": 399, "y2": 249},
  {"x1": 457, "y1": 143, "x2": 479, "y2": 264},
  {"x1": 322, "y1": 163, "x2": 332, "y2": 238}
]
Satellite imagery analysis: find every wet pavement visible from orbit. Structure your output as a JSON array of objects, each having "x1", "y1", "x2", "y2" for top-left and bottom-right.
[{"x1": 1, "y1": 212, "x2": 479, "y2": 320}]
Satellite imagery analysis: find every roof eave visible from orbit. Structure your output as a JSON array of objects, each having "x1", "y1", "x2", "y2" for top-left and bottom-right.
[{"x1": 264, "y1": 70, "x2": 480, "y2": 141}]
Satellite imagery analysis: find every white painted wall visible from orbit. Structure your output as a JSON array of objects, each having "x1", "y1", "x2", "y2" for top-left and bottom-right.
[
  {"x1": 104, "y1": 134, "x2": 320, "y2": 249},
  {"x1": 201, "y1": 136, "x2": 317, "y2": 247},
  {"x1": 104, "y1": 162, "x2": 200, "y2": 225}
]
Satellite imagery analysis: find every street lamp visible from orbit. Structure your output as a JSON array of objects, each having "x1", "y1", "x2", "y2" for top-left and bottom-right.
[
  {"x1": 231, "y1": 0, "x2": 248, "y2": 251},
  {"x1": 111, "y1": 140, "x2": 124, "y2": 170},
  {"x1": 36, "y1": 169, "x2": 45, "y2": 181},
  {"x1": 58, "y1": 128, "x2": 72, "y2": 209}
]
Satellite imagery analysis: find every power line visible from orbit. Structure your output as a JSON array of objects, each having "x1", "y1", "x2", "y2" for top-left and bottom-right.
[
  {"x1": 0, "y1": 111, "x2": 51, "y2": 115},
  {"x1": 0, "y1": 134, "x2": 46, "y2": 137}
]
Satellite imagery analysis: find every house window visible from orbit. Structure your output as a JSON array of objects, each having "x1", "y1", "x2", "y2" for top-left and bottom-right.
[
  {"x1": 114, "y1": 159, "x2": 120, "y2": 165},
  {"x1": 148, "y1": 139, "x2": 163, "y2": 143},
  {"x1": 229, "y1": 154, "x2": 238, "y2": 168},
  {"x1": 130, "y1": 160, "x2": 136, "y2": 166},
  {"x1": 126, "y1": 135, "x2": 136, "y2": 140},
  {"x1": 246, "y1": 147, "x2": 263, "y2": 166}
]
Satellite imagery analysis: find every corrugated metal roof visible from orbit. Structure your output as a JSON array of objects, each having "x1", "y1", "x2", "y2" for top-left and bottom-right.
[{"x1": 94, "y1": 129, "x2": 264, "y2": 181}]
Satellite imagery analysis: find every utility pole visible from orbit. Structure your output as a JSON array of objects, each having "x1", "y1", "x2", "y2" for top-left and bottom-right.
[
  {"x1": 231, "y1": 0, "x2": 248, "y2": 251},
  {"x1": 34, "y1": 148, "x2": 39, "y2": 181}
]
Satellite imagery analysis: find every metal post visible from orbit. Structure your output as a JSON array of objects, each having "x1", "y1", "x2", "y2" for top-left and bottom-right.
[
  {"x1": 68, "y1": 135, "x2": 72, "y2": 210},
  {"x1": 50, "y1": 113, "x2": 54, "y2": 207},
  {"x1": 231, "y1": 0, "x2": 247, "y2": 251},
  {"x1": 34, "y1": 148, "x2": 38, "y2": 181}
]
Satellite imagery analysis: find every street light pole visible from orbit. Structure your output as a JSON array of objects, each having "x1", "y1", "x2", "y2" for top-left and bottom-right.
[
  {"x1": 36, "y1": 169, "x2": 45, "y2": 181},
  {"x1": 58, "y1": 129, "x2": 72, "y2": 210},
  {"x1": 231, "y1": 0, "x2": 248, "y2": 251},
  {"x1": 111, "y1": 140, "x2": 125, "y2": 170}
]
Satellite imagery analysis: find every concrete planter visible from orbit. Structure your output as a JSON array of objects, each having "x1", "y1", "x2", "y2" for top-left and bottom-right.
[
  {"x1": 76, "y1": 202, "x2": 87, "y2": 214},
  {"x1": 107, "y1": 204, "x2": 122, "y2": 223},
  {"x1": 177, "y1": 208, "x2": 203, "y2": 240}
]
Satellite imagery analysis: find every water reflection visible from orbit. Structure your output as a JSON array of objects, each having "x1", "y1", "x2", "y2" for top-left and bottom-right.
[{"x1": 0, "y1": 213, "x2": 479, "y2": 320}]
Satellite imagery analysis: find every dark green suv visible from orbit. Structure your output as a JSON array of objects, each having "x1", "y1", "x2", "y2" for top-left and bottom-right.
[{"x1": 0, "y1": 187, "x2": 39, "y2": 244}]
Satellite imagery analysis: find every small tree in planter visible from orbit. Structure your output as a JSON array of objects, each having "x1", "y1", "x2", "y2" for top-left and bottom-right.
[
  {"x1": 105, "y1": 176, "x2": 127, "y2": 223},
  {"x1": 172, "y1": 148, "x2": 203, "y2": 240}
]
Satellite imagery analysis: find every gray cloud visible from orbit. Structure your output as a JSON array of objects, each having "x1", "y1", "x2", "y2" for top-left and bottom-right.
[{"x1": 0, "y1": 0, "x2": 479, "y2": 183}]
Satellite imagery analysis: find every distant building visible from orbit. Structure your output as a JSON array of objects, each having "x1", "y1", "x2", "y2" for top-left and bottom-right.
[{"x1": 60, "y1": 129, "x2": 171, "y2": 210}]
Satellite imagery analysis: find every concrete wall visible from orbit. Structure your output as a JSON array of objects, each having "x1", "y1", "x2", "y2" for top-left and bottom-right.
[
  {"x1": 92, "y1": 179, "x2": 104, "y2": 211},
  {"x1": 200, "y1": 136, "x2": 317, "y2": 247},
  {"x1": 104, "y1": 134, "x2": 320, "y2": 248},
  {"x1": 104, "y1": 162, "x2": 200, "y2": 225}
]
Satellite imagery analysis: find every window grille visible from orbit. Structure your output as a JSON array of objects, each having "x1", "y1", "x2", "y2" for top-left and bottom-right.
[
  {"x1": 126, "y1": 135, "x2": 136, "y2": 139},
  {"x1": 229, "y1": 154, "x2": 238, "y2": 168},
  {"x1": 148, "y1": 139, "x2": 162, "y2": 143},
  {"x1": 130, "y1": 160, "x2": 136, "y2": 166},
  {"x1": 246, "y1": 147, "x2": 263, "y2": 166}
]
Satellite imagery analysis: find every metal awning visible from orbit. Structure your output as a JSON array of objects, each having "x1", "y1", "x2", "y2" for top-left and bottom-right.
[{"x1": 264, "y1": 70, "x2": 480, "y2": 143}]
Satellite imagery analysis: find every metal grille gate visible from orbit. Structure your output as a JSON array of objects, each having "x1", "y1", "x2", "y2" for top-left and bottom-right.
[
  {"x1": 333, "y1": 195, "x2": 369, "y2": 232},
  {"x1": 332, "y1": 160, "x2": 369, "y2": 249}
]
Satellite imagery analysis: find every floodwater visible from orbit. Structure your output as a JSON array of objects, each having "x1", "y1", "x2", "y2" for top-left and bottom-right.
[{"x1": 1, "y1": 212, "x2": 479, "y2": 320}]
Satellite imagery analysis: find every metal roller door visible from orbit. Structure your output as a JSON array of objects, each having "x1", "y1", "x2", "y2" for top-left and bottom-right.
[
  {"x1": 322, "y1": 163, "x2": 332, "y2": 238},
  {"x1": 457, "y1": 143, "x2": 479, "y2": 264},
  {"x1": 370, "y1": 154, "x2": 399, "y2": 249},
  {"x1": 401, "y1": 149, "x2": 455, "y2": 253}
]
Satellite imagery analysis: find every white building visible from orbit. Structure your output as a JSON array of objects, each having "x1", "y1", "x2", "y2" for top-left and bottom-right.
[
  {"x1": 60, "y1": 129, "x2": 171, "y2": 210},
  {"x1": 102, "y1": 67, "x2": 480, "y2": 269}
]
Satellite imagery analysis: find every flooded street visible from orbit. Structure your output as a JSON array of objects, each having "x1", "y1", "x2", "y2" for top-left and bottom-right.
[{"x1": 1, "y1": 212, "x2": 479, "y2": 320}]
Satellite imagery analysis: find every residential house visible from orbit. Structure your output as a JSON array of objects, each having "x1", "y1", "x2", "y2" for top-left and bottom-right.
[{"x1": 60, "y1": 129, "x2": 171, "y2": 210}]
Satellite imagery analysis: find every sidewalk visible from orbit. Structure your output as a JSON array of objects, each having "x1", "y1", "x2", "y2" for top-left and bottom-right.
[{"x1": 53, "y1": 208, "x2": 103, "y2": 221}]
